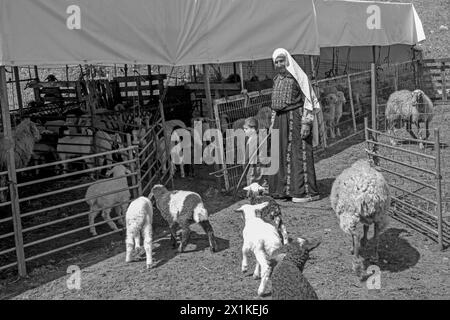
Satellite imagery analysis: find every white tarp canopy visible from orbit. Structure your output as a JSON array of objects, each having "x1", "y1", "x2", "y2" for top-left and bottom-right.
[
  {"x1": 0, "y1": 0, "x2": 425, "y2": 67},
  {"x1": 315, "y1": 0, "x2": 425, "y2": 47},
  {"x1": 0, "y1": 0, "x2": 320, "y2": 66}
]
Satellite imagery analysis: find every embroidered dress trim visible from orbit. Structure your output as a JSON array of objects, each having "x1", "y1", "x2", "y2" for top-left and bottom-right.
[{"x1": 286, "y1": 110, "x2": 294, "y2": 195}]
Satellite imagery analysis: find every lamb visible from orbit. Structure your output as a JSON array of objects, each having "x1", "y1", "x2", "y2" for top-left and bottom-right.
[
  {"x1": 243, "y1": 183, "x2": 289, "y2": 245},
  {"x1": 125, "y1": 196, "x2": 153, "y2": 269},
  {"x1": 85, "y1": 164, "x2": 131, "y2": 236},
  {"x1": 334, "y1": 91, "x2": 346, "y2": 137},
  {"x1": 321, "y1": 93, "x2": 339, "y2": 139},
  {"x1": 0, "y1": 119, "x2": 41, "y2": 202},
  {"x1": 149, "y1": 184, "x2": 218, "y2": 253},
  {"x1": 385, "y1": 89, "x2": 434, "y2": 149},
  {"x1": 330, "y1": 159, "x2": 390, "y2": 276},
  {"x1": 234, "y1": 202, "x2": 282, "y2": 296},
  {"x1": 269, "y1": 236, "x2": 321, "y2": 300},
  {"x1": 56, "y1": 128, "x2": 95, "y2": 176}
]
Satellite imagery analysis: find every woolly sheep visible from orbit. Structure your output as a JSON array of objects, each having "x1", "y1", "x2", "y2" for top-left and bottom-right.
[
  {"x1": 125, "y1": 196, "x2": 153, "y2": 269},
  {"x1": 149, "y1": 184, "x2": 218, "y2": 253},
  {"x1": 234, "y1": 202, "x2": 282, "y2": 296},
  {"x1": 85, "y1": 164, "x2": 131, "y2": 236},
  {"x1": 243, "y1": 183, "x2": 289, "y2": 245},
  {"x1": 330, "y1": 159, "x2": 390, "y2": 275},
  {"x1": 0, "y1": 119, "x2": 41, "y2": 202},
  {"x1": 385, "y1": 89, "x2": 434, "y2": 149},
  {"x1": 270, "y1": 236, "x2": 321, "y2": 300}
]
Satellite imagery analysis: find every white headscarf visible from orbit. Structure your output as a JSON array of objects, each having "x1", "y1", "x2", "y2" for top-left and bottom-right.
[
  {"x1": 272, "y1": 48, "x2": 321, "y2": 147},
  {"x1": 272, "y1": 48, "x2": 320, "y2": 112}
]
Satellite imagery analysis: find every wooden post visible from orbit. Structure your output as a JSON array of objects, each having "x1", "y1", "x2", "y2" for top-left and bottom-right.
[
  {"x1": 203, "y1": 65, "x2": 214, "y2": 119},
  {"x1": 126, "y1": 133, "x2": 140, "y2": 199},
  {"x1": 371, "y1": 63, "x2": 377, "y2": 131},
  {"x1": 13, "y1": 67, "x2": 23, "y2": 116},
  {"x1": 124, "y1": 64, "x2": 128, "y2": 101},
  {"x1": 65, "y1": 65, "x2": 69, "y2": 82},
  {"x1": 239, "y1": 62, "x2": 245, "y2": 92},
  {"x1": 0, "y1": 66, "x2": 27, "y2": 277},
  {"x1": 441, "y1": 62, "x2": 447, "y2": 101},
  {"x1": 34, "y1": 65, "x2": 39, "y2": 82},
  {"x1": 159, "y1": 67, "x2": 174, "y2": 189},
  {"x1": 203, "y1": 64, "x2": 221, "y2": 191},
  {"x1": 394, "y1": 64, "x2": 399, "y2": 91},
  {"x1": 434, "y1": 128, "x2": 443, "y2": 250},
  {"x1": 347, "y1": 74, "x2": 357, "y2": 133},
  {"x1": 310, "y1": 56, "x2": 316, "y2": 80},
  {"x1": 135, "y1": 65, "x2": 143, "y2": 106}
]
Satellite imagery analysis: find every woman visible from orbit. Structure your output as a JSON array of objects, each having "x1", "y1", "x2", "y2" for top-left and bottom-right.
[{"x1": 268, "y1": 48, "x2": 321, "y2": 203}]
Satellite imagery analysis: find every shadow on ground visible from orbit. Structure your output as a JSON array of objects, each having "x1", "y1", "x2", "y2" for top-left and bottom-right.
[{"x1": 361, "y1": 228, "x2": 421, "y2": 273}]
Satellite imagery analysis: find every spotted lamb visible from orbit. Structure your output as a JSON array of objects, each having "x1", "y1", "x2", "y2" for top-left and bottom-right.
[
  {"x1": 243, "y1": 183, "x2": 289, "y2": 245},
  {"x1": 235, "y1": 202, "x2": 282, "y2": 296},
  {"x1": 149, "y1": 184, "x2": 218, "y2": 253}
]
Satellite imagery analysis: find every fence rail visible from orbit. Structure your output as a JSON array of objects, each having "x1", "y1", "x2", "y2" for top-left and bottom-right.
[{"x1": 364, "y1": 119, "x2": 448, "y2": 250}]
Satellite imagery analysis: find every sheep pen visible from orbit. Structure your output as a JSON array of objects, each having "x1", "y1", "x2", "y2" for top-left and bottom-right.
[{"x1": 1, "y1": 62, "x2": 449, "y2": 301}]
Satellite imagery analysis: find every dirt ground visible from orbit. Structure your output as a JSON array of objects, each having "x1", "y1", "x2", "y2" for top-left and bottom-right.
[{"x1": 1, "y1": 134, "x2": 449, "y2": 300}]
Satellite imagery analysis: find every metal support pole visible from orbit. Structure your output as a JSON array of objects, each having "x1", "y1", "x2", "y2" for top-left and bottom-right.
[
  {"x1": 371, "y1": 63, "x2": 377, "y2": 132},
  {"x1": 434, "y1": 128, "x2": 443, "y2": 250}
]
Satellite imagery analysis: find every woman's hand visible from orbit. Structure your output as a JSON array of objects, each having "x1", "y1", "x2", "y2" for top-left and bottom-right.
[{"x1": 301, "y1": 123, "x2": 311, "y2": 140}]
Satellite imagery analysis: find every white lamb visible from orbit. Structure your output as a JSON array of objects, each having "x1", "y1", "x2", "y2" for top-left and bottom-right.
[
  {"x1": 125, "y1": 196, "x2": 153, "y2": 269},
  {"x1": 235, "y1": 202, "x2": 283, "y2": 297},
  {"x1": 321, "y1": 93, "x2": 339, "y2": 139},
  {"x1": 334, "y1": 91, "x2": 346, "y2": 137},
  {"x1": 330, "y1": 159, "x2": 390, "y2": 276},
  {"x1": 85, "y1": 164, "x2": 131, "y2": 236}
]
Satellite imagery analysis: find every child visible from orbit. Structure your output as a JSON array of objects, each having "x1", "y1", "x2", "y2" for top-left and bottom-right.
[{"x1": 243, "y1": 117, "x2": 263, "y2": 187}]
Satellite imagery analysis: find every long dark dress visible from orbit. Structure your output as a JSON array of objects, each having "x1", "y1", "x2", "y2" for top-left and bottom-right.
[{"x1": 268, "y1": 73, "x2": 319, "y2": 199}]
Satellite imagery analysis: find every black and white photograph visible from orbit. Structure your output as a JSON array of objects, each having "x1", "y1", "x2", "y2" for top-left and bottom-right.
[{"x1": 0, "y1": 0, "x2": 448, "y2": 307}]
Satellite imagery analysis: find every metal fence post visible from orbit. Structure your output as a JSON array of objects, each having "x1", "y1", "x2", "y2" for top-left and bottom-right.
[
  {"x1": 0, "y1": 66, "x2": 27, "y2": 277},
  {"x1": 371, "y1": 63, "x2": 377, "y2": 131},
  {"x1": 347, "y1": 74, "x2": 357, "y2": 133},
  {"x1": 434, "y1": 128, "x2": 443, "y2": 250}
]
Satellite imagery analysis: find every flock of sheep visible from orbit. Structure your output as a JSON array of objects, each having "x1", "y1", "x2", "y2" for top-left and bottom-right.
[
  {"x1": 117, "y1": 157, "x2": 391, "y2": 300},
  {"x1": 0, "y1": 85, "x2": 436, "y2": 299}
]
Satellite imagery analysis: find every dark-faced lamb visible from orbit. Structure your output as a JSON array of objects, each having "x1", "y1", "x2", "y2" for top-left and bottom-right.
[
  {"x1": 234, "y1": 202, "x2": 282, "y2": 296},
  {"x1": 125, "y1": 196, "x2": 153, "y2": 269},
  {"x1": 269, "y1": 236, "x2": 321, "y2": 300},
  {"x1": 330, "y1": 159, "x2": 390, "y2": 276},
  {"x1": 243, "y1": 183, "x2": 289, "y2": 245},
  {"x1": 385, "y1": 89, "x2": 434, "y2": 149},
  {"x1": 149, "y1": 184, "x2": 218, "y2": 253}
]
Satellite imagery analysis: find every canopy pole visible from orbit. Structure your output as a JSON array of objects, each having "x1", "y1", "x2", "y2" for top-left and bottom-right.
[
  {"x1": 13, "y1": 67, "x2": 23, "y2": 117},
  {"x1": 34, "y1": 66, "x2": 39, "y2": 82},
  {"x1": 239, "y1": 62, "x2": 245, "y2": 92},
  {"x1": 203, "y1": 64, "x2": 221, "y2": 191}
]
